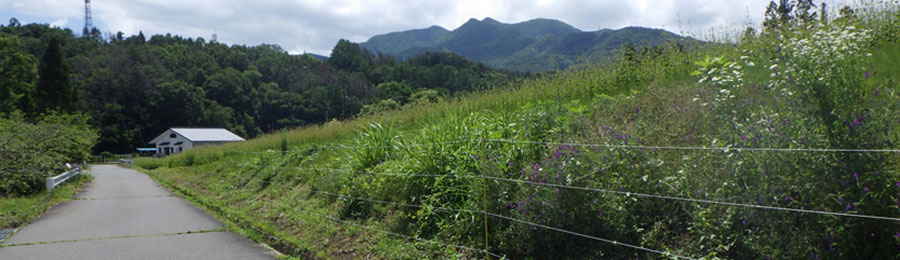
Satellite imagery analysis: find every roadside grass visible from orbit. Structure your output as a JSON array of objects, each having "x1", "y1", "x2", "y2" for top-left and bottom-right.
[
  {"x1": 142, "y1": 161, "x2": 467, "y2": 259},
  {"x1": 0, "y1": 173, "x2": 92, "y2": 231}
]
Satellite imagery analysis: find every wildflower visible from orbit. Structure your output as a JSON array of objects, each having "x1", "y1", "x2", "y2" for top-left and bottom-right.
[
  {"x1": 864, "y1": 186, "x2": 869, "y2": 192},
  {"x1": 853, "y1": 173, "x2": 858, "y2": 179}
]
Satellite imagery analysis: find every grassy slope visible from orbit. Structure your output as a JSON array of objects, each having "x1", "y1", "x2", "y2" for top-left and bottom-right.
[
  {"x1": 136, "y1": 62, "x2": 632, "y2": 259},
  {"x1": 135, "y1": 7, "x2": 900, "y2": 260}
]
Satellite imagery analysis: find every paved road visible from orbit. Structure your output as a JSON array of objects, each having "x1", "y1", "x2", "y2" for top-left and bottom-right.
[{"x1": 0, "y1": 165, "x2": 277, "y2": 259}]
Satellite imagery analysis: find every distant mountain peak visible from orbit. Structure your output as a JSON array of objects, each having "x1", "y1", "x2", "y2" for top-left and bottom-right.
[{"x1": 358, "y1": 17, "x2": 699, "y2": 72}]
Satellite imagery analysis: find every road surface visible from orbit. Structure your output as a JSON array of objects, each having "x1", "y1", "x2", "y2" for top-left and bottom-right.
[{"x1": 0, "y1": 165, "x2": 277, "y2": 259}]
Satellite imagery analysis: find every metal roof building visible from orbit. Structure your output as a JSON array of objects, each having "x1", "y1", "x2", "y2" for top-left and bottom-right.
[{"x1": 149, "y1": 127, "x2": 245, "y2": 156}]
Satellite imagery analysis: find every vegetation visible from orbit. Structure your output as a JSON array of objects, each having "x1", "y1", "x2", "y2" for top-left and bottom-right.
[
  {"x1": 0, "y1": 24, "x2": 520, "y2": 154},
  {"x1": 134, "y1": 1, "x2": 900, "y2": 259},
  {"x1": 360, "y1": 17, "x2": 699, "y2": 72},
  {"x1": 0, "y1": 174, "x2": 91, "y2": 230},
  {"x1": 0, "y1": 112, "x2": 97, "y2": 197}
]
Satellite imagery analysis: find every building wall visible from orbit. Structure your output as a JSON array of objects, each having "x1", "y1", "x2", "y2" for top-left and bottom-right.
[{"x1": 154, "y1": 129, "x2": 194, "y2": 156}]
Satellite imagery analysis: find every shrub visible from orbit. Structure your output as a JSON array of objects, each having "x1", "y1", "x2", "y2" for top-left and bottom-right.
[{"x1": 0, "y1": 112, "x2": 98, "y2": 196}]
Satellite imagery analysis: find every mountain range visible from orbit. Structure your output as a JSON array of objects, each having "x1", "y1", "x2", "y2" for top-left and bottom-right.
[{"x1": 358, "y1": 17, "x2": 697, "y2": 72}]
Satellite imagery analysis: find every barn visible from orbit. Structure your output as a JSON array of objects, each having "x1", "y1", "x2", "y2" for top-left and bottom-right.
[{"x1": 149, "y1": 127, "x2": 245, "y2": 156}]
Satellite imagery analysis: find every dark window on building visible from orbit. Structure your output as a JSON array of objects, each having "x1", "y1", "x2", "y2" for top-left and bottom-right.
[{"x1": 169, "y1": 133, "x2": 177, "y2": 138}]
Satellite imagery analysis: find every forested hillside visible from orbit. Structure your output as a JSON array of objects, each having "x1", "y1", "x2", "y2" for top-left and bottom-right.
[
  {"x1": 0, "y1": 22, "x2": 519, "y2": 153},
  {"x1": 360, "y1": 17, "x2": 699, "y2": 72}
]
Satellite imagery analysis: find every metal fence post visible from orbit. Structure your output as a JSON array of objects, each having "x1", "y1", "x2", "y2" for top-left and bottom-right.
[
  {"x1": 46, "y1": 174, "x2": 54, "y2": 199},
  {"x1": 479, "y1": 136, "x2": 490, "y2": 259}
]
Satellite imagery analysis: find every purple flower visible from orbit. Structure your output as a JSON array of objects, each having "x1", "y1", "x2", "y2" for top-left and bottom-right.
[
  {"x1": 776, "y1": 44, "x2": 782, "y2": 53},
  {"x1": 838, "y1": 196, "x2": 844, "y2": 202},
  {"x1": 864, "y1": 186, "x2": 869, "y2": 192},
  {"x1": 895, "y1": 182, "x2": 899, "y2": 188},
  {"x1": 785, "y1": 195, "x2": 792, "y2": 201},
  {"x1": 742, "y1": 219, "x2": 747, "y2": 226},
  {"x1": 853, "y1": 173, "x2": 859, "y2": 179},
  {"x1": 845, "y1": 204, "x2": 852, "y2": 211},
  {"x1": 865, "y1": 71, "x2": 871, "y2": 80}
]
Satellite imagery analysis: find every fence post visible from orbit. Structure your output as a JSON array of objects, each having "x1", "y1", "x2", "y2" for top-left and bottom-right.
[
  {"x1": 46, "y1": 174, "x2": 54, "y2": 199},
  {"x1": 479, "y1": 136, "x2": 489, "y2": 259}
]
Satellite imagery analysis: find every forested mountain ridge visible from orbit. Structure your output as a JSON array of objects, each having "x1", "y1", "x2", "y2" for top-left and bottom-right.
[
  {"x1": 359, "y1": 17, "x2": 699, "y2": 72},
  {"x1": 0, "y1": 21, "x2": 520, "y2": 154}
]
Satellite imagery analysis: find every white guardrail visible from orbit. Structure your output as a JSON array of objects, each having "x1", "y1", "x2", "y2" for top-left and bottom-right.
[
  {"x1": 119, "y1": 159, "x2": 133, "y2": 166},
  {"x1": 45, "y1": 162, "x2": 84, "y2": 196}
]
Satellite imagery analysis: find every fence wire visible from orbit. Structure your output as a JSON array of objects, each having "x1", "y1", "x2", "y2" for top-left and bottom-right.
[
  {"x1": 287, "y1": 167, "x2": 900, "y2": 222},
  {"x1": 290, "y1": 183, "x2": 694, "y2": 259},
  {"x1": 271, "y1": 199, "x2": 505, "y2": 259},
  {"x1": 206, "y1": 136, "x2": 900, "y2": 258}
]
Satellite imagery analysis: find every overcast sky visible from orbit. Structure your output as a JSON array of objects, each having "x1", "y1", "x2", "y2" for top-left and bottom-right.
[{"x1": 0, "y1": 0, "x2": 794, "y2": 55}]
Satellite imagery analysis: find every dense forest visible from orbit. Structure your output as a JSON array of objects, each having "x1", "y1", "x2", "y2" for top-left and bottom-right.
[
  {"x1": 359, "y1": 17, "x2": 698, "y2": 72},
  {"x1": 0, "y1": 21, "x2": 520, "y2": 153}
]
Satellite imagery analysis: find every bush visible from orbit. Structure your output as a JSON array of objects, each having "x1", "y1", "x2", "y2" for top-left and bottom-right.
[{"x1": 0, "y1": 112, "x2": 98, "y2": 196}]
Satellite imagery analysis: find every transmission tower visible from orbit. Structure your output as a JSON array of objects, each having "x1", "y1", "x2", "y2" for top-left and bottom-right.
[{"x1": 84, "y1": 0, "x2": 93, "y2": 35}]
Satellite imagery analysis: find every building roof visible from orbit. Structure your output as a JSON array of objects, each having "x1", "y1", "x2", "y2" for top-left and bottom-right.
[
  {"x1": 149, "y1": 127, "x2": 245, "y2": 144},
  {"x1": 171, "y1": 128, "x2": 245, "y2": 142}
]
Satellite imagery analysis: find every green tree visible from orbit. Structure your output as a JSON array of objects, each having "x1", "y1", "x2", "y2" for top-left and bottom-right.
[
  {"x1": 328, "y1": 39, "x2": 372, "y2": 73},
  {"x1": 35, "y1": 37, "x2": 76, "y2": 114},
  {"x1": 375, "y1": 81, "x2": 413, "y2": 103},
  {"x1": 794, "y1": 0, "x2": 818, "y2": 24},
  {"x1": 0, "y1": 33, "x2": 37, "y2": 112}
]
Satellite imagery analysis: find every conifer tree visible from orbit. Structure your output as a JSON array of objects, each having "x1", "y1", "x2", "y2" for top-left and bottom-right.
[{"x1": 35, "y1": 37, "x2": 76, "y2": 114}]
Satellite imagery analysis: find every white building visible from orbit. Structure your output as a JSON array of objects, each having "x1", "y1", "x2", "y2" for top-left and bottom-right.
[{"x1": 149, "y1": 127, "x2": 245, "y2": 156}]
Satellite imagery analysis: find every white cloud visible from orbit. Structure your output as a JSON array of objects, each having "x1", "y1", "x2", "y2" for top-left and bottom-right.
[
  {"x1": 50, "y1": 18, "x2": 68, "y2": 28},
  {"x1": 0, "y1": 0, "x2": 788, "y2": 55}
]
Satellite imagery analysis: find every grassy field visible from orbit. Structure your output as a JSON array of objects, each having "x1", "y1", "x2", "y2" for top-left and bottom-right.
[{"x1": 136, "y1": 3, "x2": 900, "y2": 259}]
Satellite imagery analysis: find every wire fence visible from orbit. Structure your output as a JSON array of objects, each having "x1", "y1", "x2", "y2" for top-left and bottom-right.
[
  {"x1": 217, "y1": 138, "x2": 900, "y2": 259},
  {"x1": 271, "y1": 198, "x2": 506, "y2": 259},
  {"x1": 288, "y1": 182, "x2": 693, "y2": 259},
  {"x1": 236, "y1": 138, "x2": 900, "y2": 154},
  {"x1": 286, "y1": 167, "x2": 900, "y2": 222}
]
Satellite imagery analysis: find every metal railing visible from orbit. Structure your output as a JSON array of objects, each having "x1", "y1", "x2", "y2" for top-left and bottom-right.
[
  {"x1": 90, "y1": 154, "x2": 134, "y2": 164},
  {"x1": 45, "y1": 163, "x2": 83, "y2": 196},
  {"x1": 119, "y1": 158, "x2": 133, "y2": 166}
]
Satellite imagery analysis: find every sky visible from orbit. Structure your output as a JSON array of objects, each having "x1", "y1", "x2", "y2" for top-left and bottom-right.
[{"x1": 0, "y1": 0, "x2": 781, "y2": 55}]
